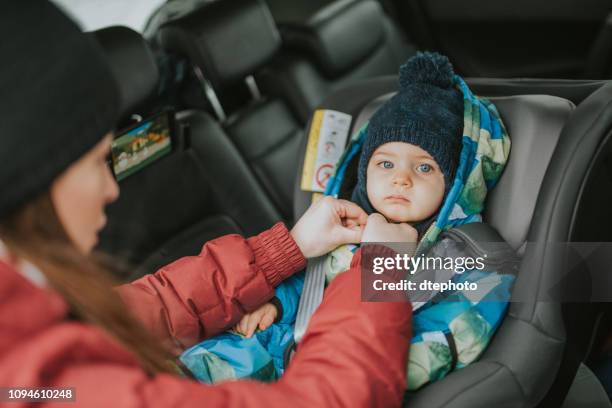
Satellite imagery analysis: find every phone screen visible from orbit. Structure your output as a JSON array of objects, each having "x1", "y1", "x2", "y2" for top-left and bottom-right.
[{"x1": 111, "y1": 111, "x2": 173, "y2": 181}]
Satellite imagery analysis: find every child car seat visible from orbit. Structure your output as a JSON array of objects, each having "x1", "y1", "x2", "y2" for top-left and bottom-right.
[{"x1": 293, "y1": 77, "x2": 612, "y2": 406}]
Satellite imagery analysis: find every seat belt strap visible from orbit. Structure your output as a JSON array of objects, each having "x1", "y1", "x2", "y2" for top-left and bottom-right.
[{"x1": 293, "y1": 256, "x2": 326, "y2": 343}]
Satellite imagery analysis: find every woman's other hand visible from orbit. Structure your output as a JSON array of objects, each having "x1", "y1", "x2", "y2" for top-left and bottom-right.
[{"x1": 360, "y1": 213, "x2": 418, "y2": 243}]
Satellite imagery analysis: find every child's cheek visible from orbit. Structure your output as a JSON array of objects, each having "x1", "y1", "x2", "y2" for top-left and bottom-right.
[{"x1": 368, "y1": 182, "x2": 390, "y2": 214}]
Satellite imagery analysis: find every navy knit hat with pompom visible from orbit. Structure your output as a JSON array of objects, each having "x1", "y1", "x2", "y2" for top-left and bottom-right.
[{"x1": 351, "y1": 52, "x2": 464, "y2": 224}]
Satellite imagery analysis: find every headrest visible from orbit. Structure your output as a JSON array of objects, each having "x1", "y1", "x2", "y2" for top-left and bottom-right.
[
  {"x1": 158, "y1": 0, "x2": 281, "y2": 89},
  {"x1": 277, "y1": 0, "x2": 385, "y2": 77},
  {"x1": 296, "y1": 92, "x2": 574, "y2": 252},
  {"x1": 482, "y1": 96, "x2": 573, "y2": 250},
  {"x1": 92, "y1": 26, "x2": 159, "y2": 117}
]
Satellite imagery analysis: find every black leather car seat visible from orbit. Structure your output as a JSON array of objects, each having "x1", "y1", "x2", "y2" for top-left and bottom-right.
[
  {"x1": 293, "y1": 77, "x2": 612, "y2": 406},
  {"x1": 156, "y1": 0, "x2": 304, "y2": 222},
  {"x1": 146, "y1": 0, "x2": 417, "y2": 124},
  {"x1": 93, "y1": 26, "x2": 282, "y2": 280}
]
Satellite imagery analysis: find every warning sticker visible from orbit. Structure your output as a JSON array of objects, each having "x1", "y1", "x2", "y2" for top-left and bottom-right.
[
  {"x1": 301, "y1": 109, "x2": 352, "y2": 192},
  {"x1": 315, "y1": 163, "x2": 333, "y2": 189}
]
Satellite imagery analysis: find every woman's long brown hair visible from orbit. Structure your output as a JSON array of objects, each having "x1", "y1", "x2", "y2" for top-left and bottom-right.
[{"x1": 0, "y1": 192, "x2": 177, "y2": 376}]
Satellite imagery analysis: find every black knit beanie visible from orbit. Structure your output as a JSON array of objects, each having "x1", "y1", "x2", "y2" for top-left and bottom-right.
[
  {"x1": 351, "y1": 52, "x2": 463, "y2": 233},
  {"x1": 0, "y1": 1, "x2": 120, "y2": 219}
]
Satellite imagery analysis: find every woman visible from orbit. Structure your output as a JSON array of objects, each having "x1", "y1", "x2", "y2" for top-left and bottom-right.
[{"x1": 0, "y1": 1, "x2": 412, "y2": 407}]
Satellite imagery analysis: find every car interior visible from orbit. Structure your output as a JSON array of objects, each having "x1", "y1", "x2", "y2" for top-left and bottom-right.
[{"x1": 52, "y1": 0, "x2": 612, "y2": 405}]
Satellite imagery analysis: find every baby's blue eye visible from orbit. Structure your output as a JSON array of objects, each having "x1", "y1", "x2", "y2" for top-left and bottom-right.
[
  {"x1": 380, "y1": 161, "x2": 394, "y2": 169},
  {"x1": 417, "y1": 163, "x2": 432, "y2": 173}
]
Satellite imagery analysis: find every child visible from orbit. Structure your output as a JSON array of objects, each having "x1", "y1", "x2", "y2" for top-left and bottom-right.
[{"x1": 180, "y1": 52, "x2": 515, "y2": 389}]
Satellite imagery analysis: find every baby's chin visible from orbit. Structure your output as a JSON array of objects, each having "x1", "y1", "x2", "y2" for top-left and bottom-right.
[{"x1": 376, "y1": 205, "x2": 416, "y2": 224}]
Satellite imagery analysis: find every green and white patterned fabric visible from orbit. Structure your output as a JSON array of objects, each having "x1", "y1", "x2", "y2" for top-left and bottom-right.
[{"x1": 415, "y1": 76, "x2": 511, "y2": 255}]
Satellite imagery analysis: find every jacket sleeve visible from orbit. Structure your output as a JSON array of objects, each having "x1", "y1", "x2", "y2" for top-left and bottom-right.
[
  {"x1": 115, "y1": 223, "x2": 306, "y2": 355},
  {"x1": 45, "y1": 250, "x2": 413, "y2": 408}
]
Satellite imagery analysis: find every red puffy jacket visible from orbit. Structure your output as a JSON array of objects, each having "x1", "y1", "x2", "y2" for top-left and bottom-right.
[{"x1": 0, "y1": 223, "x2": 411, "y2": 407}]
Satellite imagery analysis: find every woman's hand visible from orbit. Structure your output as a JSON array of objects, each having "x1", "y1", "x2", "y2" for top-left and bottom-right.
[
  {"x1": 291, "y1": 196, "x2": 368, "y2": 258},
  {"x1": 361, "y1": 213, "x2": 418, "y2": 243}
]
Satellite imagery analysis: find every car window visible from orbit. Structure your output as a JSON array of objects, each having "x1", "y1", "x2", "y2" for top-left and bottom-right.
[{"x1": 51, "y1": 0, "x2": 166, "y2": 32}]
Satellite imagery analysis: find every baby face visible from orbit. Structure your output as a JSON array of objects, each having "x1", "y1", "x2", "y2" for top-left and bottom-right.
[{"x1": 366, "y1": 142, "x2": 445, "y2": 223}]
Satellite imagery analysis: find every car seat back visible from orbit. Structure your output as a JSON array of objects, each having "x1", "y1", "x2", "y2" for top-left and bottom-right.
[
  {"x1": 156, "y1": 0, "x2": 303, "y2": 221},
  {"x1": 260, "y1": 0, "x2": 417, "y2": 123},
  {"x1": 93, "y1": 26, "x2": 282, "y2": 279}
]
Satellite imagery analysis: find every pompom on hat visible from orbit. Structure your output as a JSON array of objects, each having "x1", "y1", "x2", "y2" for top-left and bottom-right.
[{"x1": 351, "y1": 52, "x2": 464, "y2": 229}]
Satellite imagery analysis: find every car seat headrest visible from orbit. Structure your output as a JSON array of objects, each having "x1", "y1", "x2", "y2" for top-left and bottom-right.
[
  {"x1": 274, "y1": 0, "x2": 385, "y2": 77},
  {"x1": 92, "y1": 26, "x2": 160, "y2": 118},
  {"x1": 483, "y1": 95, "x2": 573, "y2": 251},
  {"x1": 157, "y1": 0, "x2": 281, "y2": 89},
  {"x1": 296, "y1": 92, "x2": 574, "y2": 251}
]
